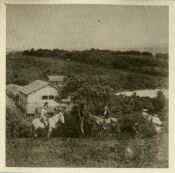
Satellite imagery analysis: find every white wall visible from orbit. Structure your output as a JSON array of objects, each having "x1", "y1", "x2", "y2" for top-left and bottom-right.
[
  {"x1": 27, "y1": 85, "x2": 58, "y2": 104},
  {"x1": 20, "y1": 85, "x2": 58, "y2": 114}
]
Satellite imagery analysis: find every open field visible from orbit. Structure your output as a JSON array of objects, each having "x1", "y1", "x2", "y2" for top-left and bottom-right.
[{"x1": 6, "y1": 133, "x2": 168, "y2": 167}]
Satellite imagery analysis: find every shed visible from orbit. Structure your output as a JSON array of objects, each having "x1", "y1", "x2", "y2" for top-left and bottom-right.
[{"x1": 48, "y1": 75, "x2": 65, "y2": 88}]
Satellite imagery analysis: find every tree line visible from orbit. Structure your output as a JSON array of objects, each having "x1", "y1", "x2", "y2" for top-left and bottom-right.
[{"x1": 23, "y1": 48, "x2": 168, "y2": 77}]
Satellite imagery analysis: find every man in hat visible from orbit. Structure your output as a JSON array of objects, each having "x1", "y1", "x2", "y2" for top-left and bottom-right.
[{"x1": 40, "y1": 102, "x2": 49, "y2": 127}]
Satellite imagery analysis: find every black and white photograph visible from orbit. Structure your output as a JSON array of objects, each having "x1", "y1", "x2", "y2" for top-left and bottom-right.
[{"x1": 5, "y1": 3, "x2": 169, "y2": 168}]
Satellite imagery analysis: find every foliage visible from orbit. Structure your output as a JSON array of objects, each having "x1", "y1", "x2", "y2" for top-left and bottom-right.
[
  {"x1": 7, "y1": 51, "x2": 168, "y2": 90},
  {"x1": 22, "y1": 48, "x2": 168, "y2": 77},
  {"x1": 61, "y1": 74, "x2": 114, "y2": 108},
  {"x1": 6, "y1": 49, "x2": 168, "y2": 138},
  {"x1": 6, "y1": 85, "x2": 167, "y2": 138},
  {"x1": 6, "y1": 108, "x2": 32, "y2": 138}
]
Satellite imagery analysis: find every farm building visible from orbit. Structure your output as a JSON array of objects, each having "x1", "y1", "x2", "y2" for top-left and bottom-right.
[
  {"x1": 18, "y1": 80, "x2": 59, "y2": 115},
  {"x1": 48, "y1": 75, "x2": 65, "y2": 88},
  {"x1": 6, "y1": 84, "x2": 23, "y2": 99}
]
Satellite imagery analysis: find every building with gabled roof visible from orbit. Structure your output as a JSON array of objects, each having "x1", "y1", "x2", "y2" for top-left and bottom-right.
[
  {"x1": 20, "y1": 80, "x2": 49, "y2": 95},
  {"x1": 18, "y1": 80, "x2": 58, "y2": 115}
]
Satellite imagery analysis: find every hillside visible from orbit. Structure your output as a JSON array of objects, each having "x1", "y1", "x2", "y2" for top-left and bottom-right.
[{"x1": 6, "y1": 50, "x2": 168, "y2": 91}]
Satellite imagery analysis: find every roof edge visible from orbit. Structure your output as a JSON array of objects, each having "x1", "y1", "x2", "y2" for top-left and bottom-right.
[{"x1": 20, "y1": 83, "x2": 57, "y2": 96}]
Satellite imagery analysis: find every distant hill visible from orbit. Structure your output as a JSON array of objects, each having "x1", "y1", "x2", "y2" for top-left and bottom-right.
[{"x1": 6, "y1": 49, "x2": 168, "y2": 91}]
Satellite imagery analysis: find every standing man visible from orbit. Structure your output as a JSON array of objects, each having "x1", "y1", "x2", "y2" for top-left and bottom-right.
[{"x1": 40, "y1": 102, "x2": 49, "y2": 127}]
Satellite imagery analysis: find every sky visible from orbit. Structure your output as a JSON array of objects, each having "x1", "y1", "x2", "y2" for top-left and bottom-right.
[{"x1": 6, "y1": 5, "x2": 168, "y2": 53}]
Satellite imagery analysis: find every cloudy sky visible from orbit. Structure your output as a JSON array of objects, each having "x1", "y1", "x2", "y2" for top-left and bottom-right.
[{"x1": 7, "y1": 5, "x2": 168, "y2": 53}]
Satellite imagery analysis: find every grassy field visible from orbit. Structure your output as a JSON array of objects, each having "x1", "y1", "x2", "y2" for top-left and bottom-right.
[{"x1": 6, "y1": 133, "x2": 168, "y2": 168}]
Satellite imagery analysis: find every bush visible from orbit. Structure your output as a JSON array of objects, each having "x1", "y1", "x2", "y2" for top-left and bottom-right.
[{"x1": 6, "y1": 108, "x2": 32, "y2": 138}]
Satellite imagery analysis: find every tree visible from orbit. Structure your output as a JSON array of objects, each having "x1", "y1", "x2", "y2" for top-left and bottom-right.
[
  {"x1": 153, "y1": 91, "x2": 167, "y2": 120},
  {"x1": 61, "y1": 74, "x2": 114, "y2": 108},
  {"x1": 60, "y1": 74, "x2": 114, "y2": 135}
]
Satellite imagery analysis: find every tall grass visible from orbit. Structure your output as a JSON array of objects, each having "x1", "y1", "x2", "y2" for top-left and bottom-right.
[{"x1": 6, "y1": 134, "x2": 168, "y2": 167}]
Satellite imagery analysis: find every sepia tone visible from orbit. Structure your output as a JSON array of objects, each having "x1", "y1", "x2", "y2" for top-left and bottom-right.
[{"x1": 6, "y1": 4, "x2": 168, "y2": 167}]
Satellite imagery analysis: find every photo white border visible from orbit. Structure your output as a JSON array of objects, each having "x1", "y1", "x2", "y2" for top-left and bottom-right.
[{"x1": 0, "y1": 0, "x2": 175, "y2": 172}]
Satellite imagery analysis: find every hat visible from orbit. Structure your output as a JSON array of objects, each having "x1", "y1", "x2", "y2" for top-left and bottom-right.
[{"x1": 143, "y1": 109, "x2": 148, "y2": 112}]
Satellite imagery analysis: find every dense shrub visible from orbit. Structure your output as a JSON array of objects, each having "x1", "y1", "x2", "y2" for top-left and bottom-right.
[
  {"x1": 62, "y1": 110, "x2": 82, "y2": 138},
  {"x1": 6, "y1": 108, "x2": 32, "y2": 138}
]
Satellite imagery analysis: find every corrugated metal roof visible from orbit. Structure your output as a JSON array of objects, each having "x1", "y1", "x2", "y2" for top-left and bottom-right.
[
  {"x1": 48, "y1": 76, "x2": 65, "y2": 82},
  {"x1": 6, "y1": 84, "x2": 23, "y2": 96},
  {"x1": 19, "y1": 80, "x2": 50, "y2": 95}
]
